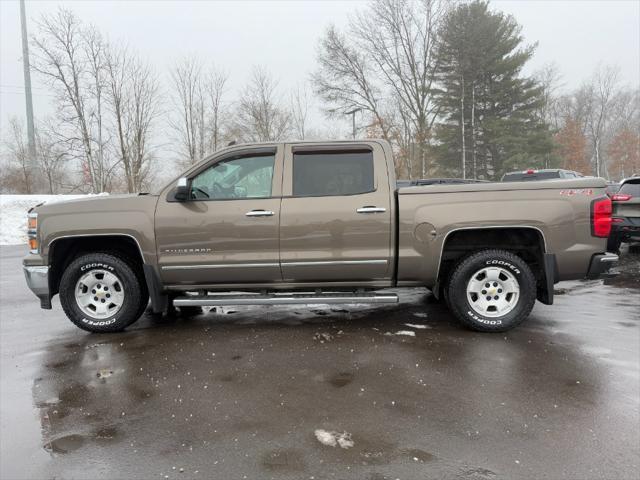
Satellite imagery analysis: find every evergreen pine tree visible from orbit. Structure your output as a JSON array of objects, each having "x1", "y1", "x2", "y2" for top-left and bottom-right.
[{"x1": 433, "y1": 1, "x2": 556, "y2": 179}]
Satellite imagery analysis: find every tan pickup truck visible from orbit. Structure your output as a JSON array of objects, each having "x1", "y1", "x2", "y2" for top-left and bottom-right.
[{"x1": 23, "y1": 140, "x2": 618, "y2": 333}]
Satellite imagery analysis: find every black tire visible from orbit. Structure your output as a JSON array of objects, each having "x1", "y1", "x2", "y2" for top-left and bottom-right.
[
  {"x1": 59, "y1": 252, "x2": 149, "y2": 333},
  {"x1": 607, "y1": 234, "x2": 621, "y2": 253},
  {"x1": 445, "y1": 249, "x2": 536, "y2": 333}
]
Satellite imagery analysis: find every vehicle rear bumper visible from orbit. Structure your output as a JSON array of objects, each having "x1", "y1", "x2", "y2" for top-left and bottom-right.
[
  {"x1": 23, "y1": 265, "x2": 52, "y2": 309},
  {"x1": 611, "y1": 218, "x2": 640, "y2": 241},
  {"x1": 586, "y1": 253, "x2": 619, "y2": 279}
]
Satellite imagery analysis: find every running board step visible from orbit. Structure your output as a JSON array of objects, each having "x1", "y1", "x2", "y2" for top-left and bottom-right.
[{"x1": 173, "y1": 293, "x2": 399, "y2": 307}]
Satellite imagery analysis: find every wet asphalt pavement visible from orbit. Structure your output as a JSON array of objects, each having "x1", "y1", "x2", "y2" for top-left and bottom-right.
[{"x1": 1, "y1": 245, "x2": 639, "y2": 480}]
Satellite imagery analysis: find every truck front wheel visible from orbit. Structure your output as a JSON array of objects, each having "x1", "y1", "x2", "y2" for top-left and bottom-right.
[
  {"x1": 445, "y1": 249, "x2": 536, "y2": 332},
  {"x1": 59, "y1": 252, "x2": 148, "y2": 333}
]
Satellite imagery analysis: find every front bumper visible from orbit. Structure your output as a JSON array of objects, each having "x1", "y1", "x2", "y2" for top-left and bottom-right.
[
  {"x1": 586, "y1": 253, "x2": 619, "y2": 279},
  {"x1": 23, "y1": 265, "x2": 52, "y2": 309}
]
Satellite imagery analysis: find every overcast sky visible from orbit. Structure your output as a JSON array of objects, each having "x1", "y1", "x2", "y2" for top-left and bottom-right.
[{"x1": 1, "y1": 0, "x2": 639, "y2": 136}]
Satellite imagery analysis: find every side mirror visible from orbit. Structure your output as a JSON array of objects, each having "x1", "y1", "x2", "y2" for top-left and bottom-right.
[{"x1": 174, "y1": 177, "x2": 189, "y2": 201}]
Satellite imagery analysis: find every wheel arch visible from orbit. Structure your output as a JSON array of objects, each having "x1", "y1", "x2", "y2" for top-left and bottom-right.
[
  {"x1": 48, "y1": 234, "x2": 145, "y2": 296},
  {"x1": 436, "y1": 226, "x2": 556, "y2": 305}
]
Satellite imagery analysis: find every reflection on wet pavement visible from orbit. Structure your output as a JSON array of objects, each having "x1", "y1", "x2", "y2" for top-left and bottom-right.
[{"x1": 1, "y1": 245, "x2": 639, "y2": 479}]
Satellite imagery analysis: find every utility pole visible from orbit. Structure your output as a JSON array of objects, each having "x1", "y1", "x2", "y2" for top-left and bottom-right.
[
  {"x1": 345, "y1": 108, "x2": 362, "y2": 139},
  {"x1": 20, "y1": 0, "x2": 36, "y2": 165}
]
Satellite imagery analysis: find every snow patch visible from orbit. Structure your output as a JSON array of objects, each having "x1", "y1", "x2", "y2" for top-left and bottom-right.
[
  {"x1": 0, "y1": 194, "x2": 92, "y2": 245},
  {"x1": 314, "y1": 429, "x2": 354, "y2": 449},
  {"x1": 404, "y1": 323, "x2": 431, "y2": 329},
  {"x1": 393, "y1": 330, "x2": 416, "y2": 337},
  {"x1": 413, "y1": 312, "x2": 428, "y2": 318}
]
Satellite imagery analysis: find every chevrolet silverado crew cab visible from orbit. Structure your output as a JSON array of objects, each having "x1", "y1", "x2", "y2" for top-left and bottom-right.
[{"x1": 23, "y1": 140, "x2": 618, "y2": 333}]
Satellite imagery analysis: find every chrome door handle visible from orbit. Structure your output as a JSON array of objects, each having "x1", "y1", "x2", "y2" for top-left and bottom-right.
[
  {"x1": 357, "y1": 206, "x2": 387, "y2": 214},
  {"x1": 246, "y1": 209, "x2": 274, "y2": 217}
]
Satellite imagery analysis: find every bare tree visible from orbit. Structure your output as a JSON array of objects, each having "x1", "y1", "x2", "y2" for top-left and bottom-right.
[
  {"x1": 234, "y1": 66, "x2": 290, "y2": 142},
  {"x1": 83, "y1": 26, "x2": 113, "y2": 191},
  {"x1": 610, "y1": 87, "x2": 640, "y2": 137},
  {"x1": 1, "y1": 117, "x2": 69, "y2": 194},
  {"x1": 534, "y1": 63, "x2": 564, "y2": 129},
  {"x1": 106, "y1": 45, "x2": 161, "y2": 192},
  {"x1": 313, "y1": 25, "x2": 392, "y2": 141},
  {"x1": 354, "y1": 0, "x2": 447, "y2": 175},
  {"x1": 31, "y1": 9, "x2": 116, "y2": 192},
  {"x1": 290, "y1": 83, "x2": 311, "y2": 140},
  {"x1": 313, "y1": 0, "x2": 448, "y2": 177},
  {"x1": 204, "y1": 67, "x2": 229, "y2": 152},
  {"x1": 170, "y1": 57, "x2": 206, "y2": 165},
  {"x1": 35, "y1": 119, "x2": 69, "y2": 194},
  {"x1": 3, "y1": 117, "x2": 34, "y2": 193},
  {"x1": 584, "y1": 65, "x2": 620, "y2": 178}
]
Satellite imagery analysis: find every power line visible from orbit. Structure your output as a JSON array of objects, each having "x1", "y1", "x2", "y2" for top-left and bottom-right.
[
  {"x1": 0, "y1": 89, "x2": 56, "y2": 97},
  {"x1": 0, "y1": 83, "x2": 51, "y2": 91}
]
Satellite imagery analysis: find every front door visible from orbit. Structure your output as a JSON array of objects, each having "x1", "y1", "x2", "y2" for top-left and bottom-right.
[
  {"x1": 155, "y1": 146, "x2": 283, "y2": 286},
  {"x1": 279, "y1": 143, "x2": 393, "y2": 283}
]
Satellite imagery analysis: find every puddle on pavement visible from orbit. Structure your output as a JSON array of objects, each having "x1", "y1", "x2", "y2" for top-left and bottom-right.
[
  {"x1": 261, "y1": 448, "x2": 305, "y2": 472},
  {"x1": 328, "y1": 371, "x2": 354, "y2": 387},
  {"x1": 45, "y1": 434, "x2": 85, "y2": 454}
]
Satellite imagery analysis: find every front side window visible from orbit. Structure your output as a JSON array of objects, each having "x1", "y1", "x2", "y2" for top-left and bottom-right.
[
  {"x1": 293, "y1": 150, "x2": 374, "y2": 197},
  {"x1": 190, "y1": 153, "x2": 275, "y2": 200}
]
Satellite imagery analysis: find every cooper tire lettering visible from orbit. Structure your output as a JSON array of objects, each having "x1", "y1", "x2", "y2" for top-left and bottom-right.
[
  {"x1": 485, "y1": 259, "x2": 520, "y2": 274},
  {"x1": 81, "y1": 263, "x2": 115, "y2": 272}
]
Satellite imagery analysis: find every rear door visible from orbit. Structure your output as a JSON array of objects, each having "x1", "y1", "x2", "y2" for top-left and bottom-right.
[
  {"x1": 279, "y1": 142, "x2": 393, "y2": 283},
  {"x1": 155, "y1": 146, "x2": 283, "y2": 285}
]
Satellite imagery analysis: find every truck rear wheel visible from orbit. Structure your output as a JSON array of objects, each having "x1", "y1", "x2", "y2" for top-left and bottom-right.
[
  {"x1": 445, "y1": 249, "x2": 536, "y2": 332},
  {"x1": 59, "y1": 252, "x2": 148, "y2": 333}
]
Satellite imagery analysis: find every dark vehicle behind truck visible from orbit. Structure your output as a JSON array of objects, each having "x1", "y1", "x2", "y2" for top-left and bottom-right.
[
  {"x1": 397, "y1": 178, "x2": 488, "y2": 188},
  {"x1": 502, "y1": 169, "x2": 584, "y2": 182},
  {"x1": 608, "y1": 176, "x2": 640, "y2": 251}
]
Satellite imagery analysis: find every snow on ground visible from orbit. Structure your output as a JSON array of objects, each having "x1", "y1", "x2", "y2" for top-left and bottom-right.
[
  {"x1": 314, "y1": 429, "x2": 354, "y2": 449},
  {"x1": 0, "y1": 195, "x2": 88, "y2": 245},
  {"x1": 404, "y1": 323, "x2": 431, "y2": 329},
  {"x1": 393, "y1": 330, "x2": 416, "y2": 336}
]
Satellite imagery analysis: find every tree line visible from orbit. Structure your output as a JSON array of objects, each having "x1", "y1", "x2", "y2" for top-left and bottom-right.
[{"x1": 1, "y1": 0, "x2": 638, "y2": 194}]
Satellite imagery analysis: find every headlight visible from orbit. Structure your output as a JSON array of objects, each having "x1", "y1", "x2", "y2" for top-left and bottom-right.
[{"x1": 27, "y1": 212, "x2": 38, "y2": 254}]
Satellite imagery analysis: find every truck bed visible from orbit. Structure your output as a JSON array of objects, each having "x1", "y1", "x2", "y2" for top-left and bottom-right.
[{"x1": 395, "y1": 177, "x2": 609, "y2": 286}]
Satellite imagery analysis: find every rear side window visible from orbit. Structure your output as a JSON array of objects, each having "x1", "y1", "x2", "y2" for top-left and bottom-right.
[
  {"x1": 293, "y1": 150, "x2": 374, "y2": 197},
  {"x1": 619, "y1": 180, "x2": 640, "y2": 196}
]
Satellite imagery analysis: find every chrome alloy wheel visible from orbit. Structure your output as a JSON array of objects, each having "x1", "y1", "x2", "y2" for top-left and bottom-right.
[
  {"x1": 466, "y1": 266, "x2": 520, "y2": 318},
  {"x1": 75, "y1": 269, "x2": 125, "y2": 319}
]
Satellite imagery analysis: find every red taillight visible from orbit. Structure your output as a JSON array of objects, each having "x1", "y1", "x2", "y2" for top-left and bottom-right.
[
  {"x1": 611, "y1": 194, "x2": 632, "y2": 201},
  {"x1": 592, "y1": 197, "x2": 612, "y2": 238},
  {"x1": 526, "y1": 169, "x2": 535, "y2": 174}
]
